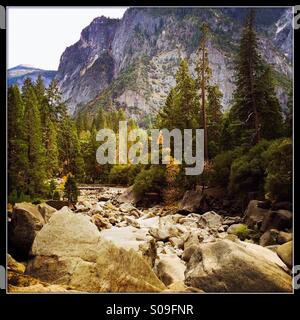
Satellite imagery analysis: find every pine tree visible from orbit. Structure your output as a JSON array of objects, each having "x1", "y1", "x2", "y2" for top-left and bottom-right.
[
  {"x1": 156, "y1": 88, "x2": 178, "y2": 129},
  {"x1": 256, "y1": 66, "x2": 283, "y2": 140},
  {"x1": 22, "y1": 78, "x2": 46, "y2": 196},
  {"x1": 196, "y1": 23, "x2": 211, "y2": 162},
  {"x1": 84, "y1": 126, "x2": 99, "y2": 183},
  {"x1": 284, "y1": 88, "x2": 292, "y2": 137},
  {"x1": 230, "y1": 10, "x2": 262, "y2": 146},
  {"x1": 75, "y1": 112, "x2": 84, "y2": 134},
  {"x1": 230, "y1": 10, "x2": 283, "y2": 145},
  {"x1": 207, "y1": 85, "x2": 223, "y2": 158},
  {"x1": 96, "y1": 107, "x2": 106, "y2": 129},
  {"x1": 34, "y1": 77, "x2": 59, "y2": 177},
  {"x1": 34, "y1": 75, "x2": 46, "y2": 108},
  {"x1": 46, "y1": 79, "x2": 67, "y2": 121},
  {"x1": 8, "y1": 85, "x2": 28, "y2": 195},
  {"x1": 176, "y1": 60, "x2": 198, "y2": 130},
  {"x1": 58, "y1": 115, "x2": 84, "y2": 180}
]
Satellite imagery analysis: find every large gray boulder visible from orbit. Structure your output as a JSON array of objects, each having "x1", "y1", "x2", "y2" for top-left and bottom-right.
[
  {"x1": 9, "y1": 203, "x2": 45, "y2": 258},
  {"x1": 178, "y1": 190, "x2": 209, "y2": 214},
  {"x1": 260, "y1": 210, "x2": 292, "y2": 232},
  {"x1": 184, "y1": 239, "x2": 292, "y2": 292},
  {"x1": 154, "y1": 254, "x2": 186, "y2": 286},
  {"x1": 26, "y1": 209, "x2": 165, "y2": 292},
  {"x1": 37, "y1": 203, "x2": 57, "y2": 223},
  {"x1": 244, "y1": 200, "x2": 269, "y2": 228},
  {"x1": 117, "y1": 186, "x2": 140, "y2": 204},
  {"x1": 100, "y1": 225, "x2": 157, "y2": 267}
]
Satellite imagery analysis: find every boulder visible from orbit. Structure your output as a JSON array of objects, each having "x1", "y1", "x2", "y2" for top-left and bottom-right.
[
  {"x1": 117, "y1": 186, "x2": 140, "y2": 204},
  {"x1": 37, "y1": 203, "x2": 57, "y2": 223},
  {"x1": 154, "y1": 254, "x2": 186, "y2": 286},
  {"x1": 227, "y1": 223, "x2": 246, "y2": 234},
  {"x1": 277, "y1": 241, "x2": 292, "y2": 268},
  {"x1": 119, "y1": 203, "x2": 141, "y2": 218},
  {"x1": 149, "y1": 225, "x2": 180, "y2": 242},
  {"x1": 184, "y1": 239, "x2": 292, "y2": 292},
  {"x1": 260, "y1": 210, "x2": 292, "y2": 232},
  {"x1": 9, "y1": 203, "x2": 45, "y2": 259},
  {"x1": 182, "y1": 233, "x2": 203, "y2": 262},
  {"x1": 100, "y1": 226, "x2": 157, "y2": 267},
  {"x1": 91, "y1": 214, "x2": 112, "y2": 230},
  {"x1": 178, "y1": 190, "x2": 208, "y2": 214},
  {"x1": 46, "y1": 200, "x2": 70, "y2": 210},
  {"x1": 244, "y1": 200, "x2": 269, "y2": 228},
  {"x1": 277, "y1": 231, "x2": 293, "y2": 244},
  {"x1": 222, "y1": 216, "x2": 243, "y2": 226},
  {"x1": 198, "y1": 211, "x2": 223, "y2": 229},
  {"x1": 271, "y1": 202, "x2": 292, "y2": 211},
  {"x1": 259, "y1": 229, "x2": 279, "y2": 247},
  {"x1": 26, "y1": 210, "x2": 165, "y2": 292}
]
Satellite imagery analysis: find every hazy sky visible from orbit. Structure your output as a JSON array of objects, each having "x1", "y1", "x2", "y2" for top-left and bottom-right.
[{"x1": 7, "y1": 7, "x2": 128, "y2": 70}]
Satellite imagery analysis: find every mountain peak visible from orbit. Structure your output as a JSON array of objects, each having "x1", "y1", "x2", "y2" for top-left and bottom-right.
[{"x1": 11, "y1": 64, "x2": 39, "y2": 70}]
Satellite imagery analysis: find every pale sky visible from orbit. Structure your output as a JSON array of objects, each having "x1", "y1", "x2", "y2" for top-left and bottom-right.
[{"x1": 7, "y1": 7, "x2": 128, "y2": 70}]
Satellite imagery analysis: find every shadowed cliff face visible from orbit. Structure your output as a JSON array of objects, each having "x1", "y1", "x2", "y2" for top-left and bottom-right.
[{"x1": 55, "y1": 8, "x2": 293, "y2": 118}]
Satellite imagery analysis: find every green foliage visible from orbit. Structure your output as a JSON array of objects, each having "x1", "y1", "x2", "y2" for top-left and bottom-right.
[
  {"x1": 22, "y1": 78, "x2": 47, "y2": 196},
  {"x1": 53, "y1": 190, "x2": 61, "y2": 200},
  {"x1": 58, "y1": 115, "x2": 85, "y2": 180},
  {"x1": 109, "y1": 164, "x2": 142, "y2": 185},
  {"x1": 263, "y1": 138, "x2": 292, "y2": 202},
  {"x1": 231, "y1": 224, "x2": 251, "y2": 240},
  {"x1": 48, "y1": 179, "x2": 57, "y2": 199},
  {"x1": 63, "y1": 174, "x2": 79, "y2": 204},
  {"x1": 133, "y1": 166, "x2": 166, "y2": 198},
  {"x1": 210, "y1": 147, "x2": 244, "y2": 187},
  {"x1": 229, "y1": 10, "x2": 284, "y2": 146},
  {"x1": 207, "y1": 85, "x2": 223, "y2": 158},
  {"x1": 8, "y1": 85, "x2": 28, "y2": 195},
  {"x1": 229, "y1": 140, "x2": 271, "y2": 200},
  {"x1": 284, "y1": 89, "x2": 292, "y2": 137}
]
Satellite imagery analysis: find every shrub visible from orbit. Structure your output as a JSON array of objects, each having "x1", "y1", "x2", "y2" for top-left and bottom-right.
[
  {"x1": 210, "y1": 147, "x2": 244, "y2": 187},
  {"x1": 133, "y1": 166, "x2": 166, "y2": 198},
  {"x1": 53, "y1": 190, "x2": 61, "y2": 200},
  {"x1": 230, "y1": 224, "x2": 251, "y2": 240},
  {"x1": 228, "y1": 140, "x2": 271, "y2": 199},
  {"x1": 47, "y1": 179, "x2": 57, "y2": 199},
  {"x1": 109, "y1": 164, "x2": 142, "y2": 185},
  {"x1": 263, "y1": 138, "x2": 292, "y2": 202},
  {"x1": 63, "y1": 174, "x2": 79, "y2": 204}
]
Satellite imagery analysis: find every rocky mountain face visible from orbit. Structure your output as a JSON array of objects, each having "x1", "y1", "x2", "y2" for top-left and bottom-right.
[
  {"x1": 49, "y1": 8, "x2": 294, "y2": 119},
  {"x1": 8, "y1": 64, "x2": 57, "y2": 88}
]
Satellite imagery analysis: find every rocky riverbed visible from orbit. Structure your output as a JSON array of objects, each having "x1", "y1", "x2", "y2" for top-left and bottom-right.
[{"x1": 7, "y1": 185, "x2": 293, "y2": 293}]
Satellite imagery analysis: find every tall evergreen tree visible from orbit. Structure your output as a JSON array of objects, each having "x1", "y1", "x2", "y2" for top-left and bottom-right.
[
  {"x1": 207, "y1": 85, "x2": 223, "y2": 158},
  {"x1": 95, "y1": 107, "x2": 106, "y2": 130},
  {"x1": 230, "y1": 10, "x2": 262, "y2": 146},
  {"x1": 58, "y1": 115, "x2": 84, "y2": 180},
  {"x1": 230, "y1": 10, "x2": 283, "y2": 145},
  {"x1": 256, "y1": 66, "x2": 283, "y2": 139},
  {"x1": 8, "y1": 85, "x2": 28, "y2": 195},
  {"x1": 22, "y1": 78, "x2": 46, "y2": 195},
  {"x1": 284, "y1": 88, "x2": 293, "y2": 137},
  {"x1": 34, "y1": 77, "x2": 59, "y2": 177},
  {"x1": 196, "y1": 23, "x2": 211, "y2": 162},
  {"x1": 46, "y1": 79, "x2": 67, "y2": 121}
]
